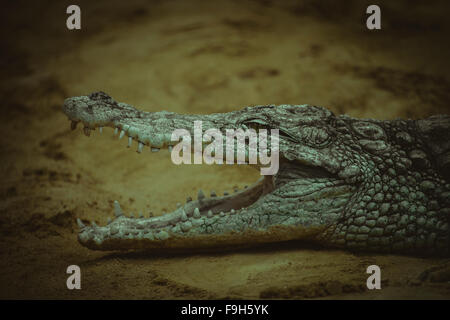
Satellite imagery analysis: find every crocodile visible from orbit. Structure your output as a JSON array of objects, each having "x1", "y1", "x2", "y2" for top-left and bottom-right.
[{"x1": 62, "y1": 91, "x2": 450, "y2": 256}]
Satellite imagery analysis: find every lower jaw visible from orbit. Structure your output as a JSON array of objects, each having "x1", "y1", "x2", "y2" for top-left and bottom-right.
[
  {"x1": 80, "y1": 223, "x2": 327, "y2": 252},
  {"x1": 78, "y1": 177, "x2": 352, "y2": 251}
]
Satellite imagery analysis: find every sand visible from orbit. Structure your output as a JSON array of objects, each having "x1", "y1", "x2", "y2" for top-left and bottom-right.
[{"x1": 0, "y1": 0, "x2": 449, "y2": 299}]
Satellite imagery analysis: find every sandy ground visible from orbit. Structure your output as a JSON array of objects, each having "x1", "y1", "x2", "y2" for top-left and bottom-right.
[{"x1": 0, "y1": 0, "x2": 449, "y2": 299}]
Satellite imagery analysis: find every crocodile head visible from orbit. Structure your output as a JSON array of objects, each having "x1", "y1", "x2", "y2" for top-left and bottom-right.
[{"x1": 63, "y1": 92, "x2": 449, "y2": 255}]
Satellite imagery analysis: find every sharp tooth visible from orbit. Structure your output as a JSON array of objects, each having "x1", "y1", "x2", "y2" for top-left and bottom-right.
[
  {"x1": 151, "y1": 147, "x2": 160, "y2": 152},
  {"x1": 99, "y1": 127, "x2": 103, "y2": 134},
  {"x1": 83, "y1": 127, "x2": 91, "y2": 137},
  {"x1": 114, "y1": 127, "x2": 118, "y2": 135},
  {"x1": 71, "y1": 121, "x2": 78, "y2": 130},
  {"x1": 193, "y1": 207, "x2": 201, "y2": 218},
  {"x1": 230, "y1": 209, "x2": 235, "y2": 214},
  {"x1": 207, "y1": 210, "x2": 213, "y2": 218},
  {"x1": 197, "y1": 189, "x2": 205, "y2": 200},
  {"x1": 128, "y1": 136, "x2": 133, "y2": 147},
  {"x1": 186, "y1": 196, "x2": 192, "y2": 203},
  {"x1": 114, "y1": 200, "x2": 124, "y2": 217},
  {"x1": 76, "y1": 218, "x2": 85, "y2": 229},
  {"x1": 219, "y1": 212, "x2": 225, "y2": 217},
  {"x1": 137, "y1": 142, "x2": 144, "y2": 153},
  {"x1": 91, "y1": 221, "x2": 98, "y2": 228},
  {"x1": 210, "y1": 191, "x2": 217, "y2": 197},
  {"x1": 119, "y1": 130, "x2": 125, "y2": 139},
  {"x1": 176, "y1": 203, "x2": 182, "y2": 208},
  {"x1": 181, "y1": 210, "x2": 188, "y2": 222},
  {"x1": 107, "y1": 217, "x2": 112, "y2": 224}
]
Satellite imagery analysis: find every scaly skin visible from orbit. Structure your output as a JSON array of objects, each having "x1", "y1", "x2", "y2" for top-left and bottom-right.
[{"x1": 62, "y1": 92, "x2": 450, "y2": 256}]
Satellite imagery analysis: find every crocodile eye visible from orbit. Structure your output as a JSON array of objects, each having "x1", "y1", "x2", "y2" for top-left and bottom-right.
[
  {"x1": 299, "y1": 126, "x2": 331, "y2": 147},
  {"x1": 352, "y1": 121, "x2": 386, "y2": 140},
  {"x1": 244, "y1": 119, "x2": 269, "y2": 131}
]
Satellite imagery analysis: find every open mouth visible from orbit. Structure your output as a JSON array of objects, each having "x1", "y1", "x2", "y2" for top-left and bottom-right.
[
  {"x1": 67, "y1": 119, "x2": 286, "y2": 248},
  {"x1": 70, "y1": 119, "x2": 276, "y2": 217},
  {"x1": 62, "y1": 95, "x2": 354, "y2": 251}
]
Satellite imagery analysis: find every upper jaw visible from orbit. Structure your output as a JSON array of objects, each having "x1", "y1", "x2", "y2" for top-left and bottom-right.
[
  {"x1": 63, "y1": 96, "x2": 287, "y2": 165},
  {"x1": 63, "y1": 95, "x2": 229, "y2": 148}
]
